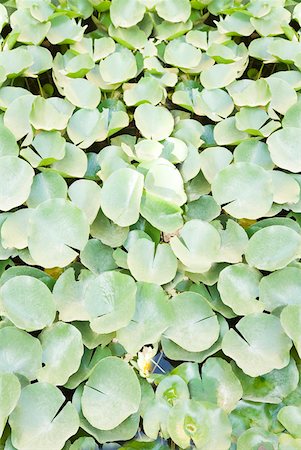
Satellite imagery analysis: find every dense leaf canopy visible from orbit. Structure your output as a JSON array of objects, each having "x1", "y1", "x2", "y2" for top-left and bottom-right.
[{"x1": 1, "y1": 0, "x2": 301, "y2": 449}]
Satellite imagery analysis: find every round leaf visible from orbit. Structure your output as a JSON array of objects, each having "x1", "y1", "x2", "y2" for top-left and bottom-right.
[
  {"x1": 84, "y1": 270, "x2": 136, "y2": 334},
  {"x1": 170, "y1": 220, "x2": 221, "y2": 273},
  {"x1": 0, "y1": 373, "x2": 21, "y2": 437},
  {"x1": 233, "y1": 357, "x2": 299, "y2": 404},
  {"x1": 81, "y1": 356, "x2": 141, "y2": 430},
  {"x1": 117, "y1": 282, "x2": 173, "y2": 354},
  {"x1": 222, "y1": 313, "x2": 292, "y2": 377},
  {"x1": 156, "y1": 0, "x2": 191, "y2": 23},
  {"x1": 100, "y1": 168, "x2": 144, "y2": 227},
  {"x1": 0, "y1": 275, "x2": 56, "y2": 332},
  {"x1": 0, "y1": 326, "x2": 42, "y2": 380},
  {"x1": 28, "y1": 199, "x2": 90, "y2": 268},
  {"x1": 211, "y1": 162, "x2": 273, "y2": 219},
  {"x1": 259, "y1": 267, "x2": 301, "y2": 312},
  {"x1": 267, "y1": 127, "x2": 301, "y2": 173},
  {"x1": 164, "y1": 292, "x2": 220, "y2": 352},
  {"x1": 245, "y1": 225, "x2": 301, "y2": 271},
  {"x1": 281, "y1": 305, "x2": 301, "y2": 359},
  {"x1": 168, "y1": 399, "x2": 232, "y2": 450},
  {"x1": 127, "y1": 239, "x2": 177, "y2": 285},
  {"x1": 134, "y1": 104, "x2": 174, "y2": 141},
  {"x1": 0, "y1": 156, "x2": 34, "y2": 212},
  {"x1": 9, "y1": 382, "x2": 79, "y2": 450},
  {"x1": 38, "y1": 322, "x2": 84, "y2": 386},
  {"x1": 217, "y1": 263, "x2": 263, "y2": 315},
  {"x1": 198, "y1": 357, "x2": 243, "y2": 413},
  {"x1": 110, "y1": 0, "x2": 146, "y2": 28}
]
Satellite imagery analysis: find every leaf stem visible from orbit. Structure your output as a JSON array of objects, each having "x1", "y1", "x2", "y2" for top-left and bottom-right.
[
  {"x1": 256, "y1": 63, "x2": 264, "y2": 80},
  {"x1": 37, "y1": 77, "x2": 44, "y2": 97}
]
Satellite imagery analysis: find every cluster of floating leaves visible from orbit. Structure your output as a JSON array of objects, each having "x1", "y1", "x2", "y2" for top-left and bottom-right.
[{"x1": 2, "y1": 0, "x2": 301, "y2": 449}]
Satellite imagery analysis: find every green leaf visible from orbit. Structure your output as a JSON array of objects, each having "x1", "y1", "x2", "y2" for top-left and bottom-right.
[
  {"x1": 267, "y1": 128, "x2": 301, "y2": 173},
  {"x1": 156, "y1": 0, "x2": 191, "y2": 23},
  {"x1": 143, "y1": 158, "x2": 186, "y2": 206},
  {"x1": 140, "y1": 191, "x2": 183, "y2": 233},
  {"x1": 99, "y1": 46, "x2": 137, "y2": 84},
  {"x1": 217, "y1": 263, "x2": 263, "y2": 315},
  {"x1": 214, "y1": 117, "x2": 249, "y2": 146},
  {"x1": 109, "y1": 24, "x2": 148, "y2": 51},
  {"x1": 53, "y1": 269, "x2": 95, "y2": 322},
  {"x1": 69, "y1": 180, "x2": 101, "y2": 224},
  {"x1": 80, "y1": 239, "x2": 117, "y2": 274},
  {"x1": 117, "y1": 282, "x2": 173, "y2": 354},
  {"x1": 127, "y1": 238, "x2": 177, "y2": 285},
  {"x1": 110, "y1": 0, "x2": 146, "y2": 28},
  {"x1": 69, "y1": 437, "x2": 98, "y2": 450},
  {"x1": 170, "y1": 220, "x2": 221, "y2": 273},
  {"x1": 234, "y1": 140, "x2": 274, "y2": 170},
  {"x1": 222, "y1": 313, "x2": 292, "y2": 376},
  {"x1": 156, "y1": 375, "x2": 190, "y2": 406},
  {"x1": 28, "y1": 199, "x2": 90, "y2": 268},
  {"x1": 0, "y1": 116, "x2": 19, "y2": 157},
  {"x1": 27, "y1": 172, "x2": 67, "y2": 208},
  {"x1": 245, "y1": 225, "x2": 301, "y2": 271},
  {"x1": 281, "y1": 305, "x2": 301, "y2": 359},
  {"x1": 164, "y1": 38, "x2": 202, "y2": 69},
  {"x1": 10, "y1": 9, "x2": 50, "y2": 45},
  {"x1": 123, "y1": 78, "x2": 164, "y2": 106},
  {"x1": 143, "y1": 399, "x2": 170, "y2": 440},
  {"x1": 1, "y1": 208, "x2": 33, "y2": 250},
  {"x1": 167, "y1": 399, "x2": 232, "y2": 450},
  {"x1": 134, "y1": 104, "x2": 174, "y2": 141},
  {"x1": 100, "y1": 168, "x2": 144, "y2": 227},
  {"x1": 84, "y1": 270, "x2": 136, "y2": 334},
  {"x1": 65, "y1": 345, "x2": 111, "y2": 389},
  {"x1": 0, "y1": 156, "x2": 34, "y2": 212},
  {"x1": 194, "y1": 357, "x2": 243, "y2": 413},
  {"x1": 0, "y1": 4, "x2": 8, "y2": 32},
  {"x1": 90, "y1": 208, "x2": 129, "y2": 248},
  {"x1": 0, "y1": 275, "x2": 56, "y2": 332},
  {"x1": 237, "y1": 427, "x2": 278, "y2": 450},
  {"x1": 0, "y1": 265, "x2": 54, "y2": 290},
  {"x1": 259, "y1": 267, "x2": 301, "y2": 312},
  {"x1": 199, "y1": 146, "x2": 233, "y2": 183},
  {"x1": 0, "y1": 47, "x2": 33, "y2": 78},
  {"x1": 38, "y1": 322, "x2": 84, "y2": 386},
  {"x1": 63, "y1": 78, "x2": 101, "y2": 110},
  {"x1": 74, "y1": 385, "x2": 139, "y2": 443},
  {"x1": 164, "y1": 292, "x2": 220, "y2": 352},
  {"x1": 233, "y1": 357, "x2": 299, "y2": 404},
  {"x1": 212, "y1": 162, "x2": 273, "y2": 219},
  {"x1": 47, "y1": 16, "x2": 85, "y2": 45},
  {"x1": 200, "y1": 62, "x2": 242, "y2": 90},
  {"x1": 9, "y1": 382, "x2": 79, "y2": 450},
  {"x1": 0, "y1": 373, "x2": 21, "y2": 437},
  {"x1": 215, "y1": 219, "x2": 249, "y2": 264},
  {"x1": 162, "y1": 315, "x2": 228, "y2": 363},
  {"x1": 25, "y1": 46, "x2": 53, "y2": 77},
  {"x1": 4, "y1": 94, "x2": 35, "y2": 140},
  {"x1": 30, "y1": 97, "x2": 74, "y2": 131},
  {"x1": 235, "y1": 107, "x2": 269, "y2": 134},
  {"x1": 81, "y1": 356, "x2": 141, "y2": 430},
  {"x1": 278, "y1": 405, "x2": 301, "y2": 438},
  {"x1": 0, "y1": 326, "x2": 42, "y2": 380},
  {"x1": 31, "y1": 131, "x2": 66, "y2": 166},
  {"x1": 51, "y1": 143, "x2": 88, "y2": 178}
]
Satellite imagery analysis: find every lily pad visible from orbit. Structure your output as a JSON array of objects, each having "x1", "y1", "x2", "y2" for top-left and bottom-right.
[
  {"x1": 222, "y1": 313, "x2": 292, "y2": 376},
  {"x1": 9, "y1": 382, "x2": 79, "y2": 450},
  {"x1": 0, "y1": 275, "x2": 56, "y2": 332},
  {"x1": 81, "y1": 356, "x2": 141, "y2": 430}
]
